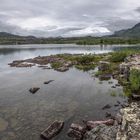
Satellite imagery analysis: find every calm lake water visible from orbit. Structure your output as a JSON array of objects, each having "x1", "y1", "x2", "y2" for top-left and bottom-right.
[{"x1": 0, "y1": 44, "x2": 139, "y2": 140}]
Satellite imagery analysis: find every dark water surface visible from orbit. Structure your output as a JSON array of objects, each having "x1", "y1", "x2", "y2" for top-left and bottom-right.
[{"x1": 0, "y1": 44, "x2": 139, "y2": 140}]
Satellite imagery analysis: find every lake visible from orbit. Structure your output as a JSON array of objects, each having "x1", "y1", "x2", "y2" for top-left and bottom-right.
[{"x1": 0, "y1": 44, "x2": 139, "y2": 140}]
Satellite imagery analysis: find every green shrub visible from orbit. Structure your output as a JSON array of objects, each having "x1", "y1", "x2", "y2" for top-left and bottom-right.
[
  {"x1": 76, "y1": 55, "x2": 95, "y2": 64},
  {"x1": 75, "y1": 64, "x2": 95, "y2": 71},
  {"x1": 51, "y1": 62, "x2": 63, "y2": 69},
  {"x1": 129, "y1": 69, "x2": 140, "y2": 93},
  {"x1": 110, "y1": 52, "x2": 127, "y2": 62}
]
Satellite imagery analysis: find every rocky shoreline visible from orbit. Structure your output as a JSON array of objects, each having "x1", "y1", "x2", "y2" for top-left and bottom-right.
[
  {"x1": 8, "y1": 53, "x2": 140, "y2": 140},
  {"x1": 84, "y1": 54, "x2": 140, "y2": 140},
  {"x1": 116, "y1": 102, "x2": 140, "y2": 140},
  {"x1": 83, "y1": 100, "x2": 140, "y2": 140}
]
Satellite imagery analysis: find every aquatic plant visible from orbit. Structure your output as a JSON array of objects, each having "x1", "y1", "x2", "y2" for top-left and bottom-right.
[
  {"x1": 110, "y1": 52, "x2": 128, "y2": 62},
  {"x1": 110, "y1": 91, "x2": 117, "y2": 97}
]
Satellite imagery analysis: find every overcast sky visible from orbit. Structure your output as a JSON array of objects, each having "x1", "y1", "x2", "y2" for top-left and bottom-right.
[{"x1": 0, "y1": 0, "x2": 140, "y2": 37}]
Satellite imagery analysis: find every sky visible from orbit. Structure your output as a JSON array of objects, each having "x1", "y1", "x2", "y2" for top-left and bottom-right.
[{"x1": 0, "y1": 0, "x2": 140, "y2": 37}]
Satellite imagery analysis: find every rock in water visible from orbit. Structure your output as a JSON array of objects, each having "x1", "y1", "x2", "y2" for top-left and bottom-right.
[
  {"x1": 29, "y1": 87, "x2": 40, "y2": 94},
  {"x1": 67, "y1": 123, "x2": 86, "y2": 140},
  {"x1": 44, "y1": 80, "x2": 54, "y2": 84},
  {"x1": 70, "y1": 123, "x2": 86, "y2": 133},
  {"x1": 85, "y1": 119, "x2": 114, "y2": 130},
  {"x1": 56, "y1": 67, "x2": 69, "y2": 72},
  {"x1": 40, "y1": 121, "x2": 64, "y2": 140},
  {"x1": 132, "y1": 93, "x2": 140, "y2": 99},
  {"x1": 67, "y1": 128, "x2": 83, "y2": 140},
  {"x1": 102, "y1": 104, "x2": 111, "y2": 110},
  {"x1": 105, "y1": 112, "x2": 112, "y2": 118},
  {"x1": 98, "y1": 61, "x2": 110, "y2": 71}
]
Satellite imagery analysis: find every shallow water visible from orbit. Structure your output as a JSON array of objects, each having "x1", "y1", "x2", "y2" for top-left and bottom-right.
[{"x1": 0, "y1": 44, "x2": 139, "y2": 140}]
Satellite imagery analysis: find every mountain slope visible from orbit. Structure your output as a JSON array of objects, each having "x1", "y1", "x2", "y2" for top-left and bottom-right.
[
  {"x1": 0, "y1": 32, "x2": 37, "y2": 39},
  {"x1": 113, "y1": 23, "x2": 140, "y2": 38},
  {"x1": 0, "y1": 32, "x2": 20, "y2": 38}
]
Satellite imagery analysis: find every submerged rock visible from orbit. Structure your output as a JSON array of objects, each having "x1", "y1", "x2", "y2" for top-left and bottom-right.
[
  {"x1": 105, "y1": 112, "x2": 112, "y2": 118},
  {"x1": 29, "y1": 87, "x2": 40, "y2": 94},
  {"x1": 102, "y1": 104, "x2": 111, "y2": 110},
  {"x1": 67, "y1": 123, "x2": 86, "y2": 140},
  {"x1": 67, "y1": 128, "x2": 83, "y2": 140},
  {"x1": 0, "y1": 117, "x2": 8, "y2": 131},
  {"x1": 111, "y1": 86, "x2": 116, "y2": 88},
  {"x1": 115, "y1": 84, "x2": 121, "y2": 87},
  {"x1": 44, "y1": 80, "x2": 54, "y2": 84}
]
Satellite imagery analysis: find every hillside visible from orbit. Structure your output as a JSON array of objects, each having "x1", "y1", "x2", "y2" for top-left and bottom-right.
[
  {"x1": 113, "y1": 23, "x2": 140, "y2": 38},
  {"x1": 0, "y1": 32, "x2": 21, "y2": 38}
]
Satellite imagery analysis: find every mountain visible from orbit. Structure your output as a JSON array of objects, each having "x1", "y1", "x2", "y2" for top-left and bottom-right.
[
  {"x1": 0, "y1": 32, "x2": 37, "y2": 45},
  {"x1": 112, "y1": 23, "x2": 140, "y2": 38},
  {"x1": 0, "y1": 32, "x2": 20, "y2": 38},
  {"x1": 0, "y1": 32, "x2": 37, "y2": 39}
]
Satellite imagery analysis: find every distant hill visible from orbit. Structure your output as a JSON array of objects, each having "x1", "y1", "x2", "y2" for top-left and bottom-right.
[
  {"x1": 0, "y1": 32, "x2": 37, "y2": 45},
  {"x1": 0, "y1": 32, "x2": 37, "y2": 39},
  {"x1": 0, "y1": 32, "x2": 20, "y2": 38},
  {"x1": 112, "y1": 23, "x2": 140, "y2": 38}
]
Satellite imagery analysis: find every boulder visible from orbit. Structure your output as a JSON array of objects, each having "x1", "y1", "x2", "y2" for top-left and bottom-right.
[
  {"x1": 98, "y1": 61, "x2": 110, "y2": 71},
  {"x1": 67, "y1": 128, "x2": 83, "y2": 140},
  {"x1": 41, "y1": 121, "x2": 64, "y2": 140},
  {"x1": 56, "y1": 67, "x2": 69, "y2": 72},
  {"x1": 119, "y1": 63, "x2": 130, "y2": 79},
  {"x1": 83, "y1": 124, "x2": 118, "y2": 140},
  {"x1": 67, "y1": 123, "x2": 86, "y2": 140},
  {"x1": 85, "y1": 119, "x2": 114, "y2": 130},
  {"x1": 70, "y1": 123, "x2": 86, "y2": 133}
]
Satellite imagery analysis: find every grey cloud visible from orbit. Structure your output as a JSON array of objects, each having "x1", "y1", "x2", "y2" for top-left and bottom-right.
[
  {"x1": 135, "y1": 7, "x2": 140, "y2": 13},
  {"x1": 0, "y1": 20, "x2": 21, "y2": 34},
  {"x1": 0, "y1": 0, "x2": 140, "y2": 37}
]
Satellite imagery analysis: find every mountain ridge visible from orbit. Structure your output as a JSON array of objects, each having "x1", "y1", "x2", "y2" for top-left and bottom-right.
[
  {"x1": 0, "y1": 22, "x2": 140, "y2": 38},
  {"x1": 112, "y1": 22, "x2": 140, "y2": 37}
]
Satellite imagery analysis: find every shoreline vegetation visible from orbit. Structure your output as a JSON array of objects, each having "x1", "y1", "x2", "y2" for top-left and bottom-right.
[{"x1": 1, "y1": 36, "x2": 140, "y2": 45}]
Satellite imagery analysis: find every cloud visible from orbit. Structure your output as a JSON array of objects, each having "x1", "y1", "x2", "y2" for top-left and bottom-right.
[{"x1": 0, "y1": 0, "x2": 140, "y2": 37}]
